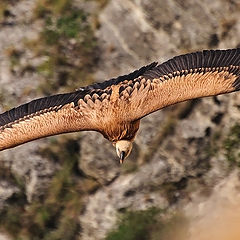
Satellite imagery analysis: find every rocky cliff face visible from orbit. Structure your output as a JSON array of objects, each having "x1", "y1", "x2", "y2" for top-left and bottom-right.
[{"x1": 0, "y1": 0, "x2": 240, "y2": 239}]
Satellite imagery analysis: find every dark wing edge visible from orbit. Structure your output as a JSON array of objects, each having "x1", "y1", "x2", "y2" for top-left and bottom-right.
[
  {"x1": 142, "y1": 48, "x2": 240, "y2": 85},
  {"x1": 120, "y1": 48, "x2": 240, "y2": 121},
  {"x1": 0, "y1": 90, "x2": 88, "y2": 129},
  {"x1": 83, "y1": 62, "x2": 158, "y2": 91}
]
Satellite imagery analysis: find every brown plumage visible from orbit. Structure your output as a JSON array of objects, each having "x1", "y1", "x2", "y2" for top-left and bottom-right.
[{"x1": 0, "y1": 48, "x2": 240, "y2": 162}]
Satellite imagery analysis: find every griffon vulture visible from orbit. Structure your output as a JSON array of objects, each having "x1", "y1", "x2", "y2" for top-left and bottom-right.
[{"x1": 0, "y1": 48, "x2": 240, "y2": 163}]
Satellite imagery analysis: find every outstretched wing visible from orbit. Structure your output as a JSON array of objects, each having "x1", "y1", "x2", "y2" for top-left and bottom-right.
[
  {"x1": 0, "y1": 62, "x2": 157, "y2": 150},
  {"x1": 1, "y1": 48, "x2": 239, "y2": 150},
  {"x1": 0, "y1": 91, "x2": 93, "y2": 150},
  {"x1": 115, "y1": 48, "x2": 240, "y2": 121}
]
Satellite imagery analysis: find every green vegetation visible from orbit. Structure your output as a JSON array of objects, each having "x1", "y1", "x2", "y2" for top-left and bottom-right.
[
  {"x1": 5, "y1": 47, "x2": 22, "y2": 70},
  {"x1": 201, "y1": 122, "x2": 240, "y2": 168},
  {"x1": 42, "y1": 10, "x2": 91, "y2": 44},
  {"x1": 106, "y1": 208, "x2": 159, "y2": 240},
  {"x1": 105, "y1": 208, "x2": 188, "y2": 240},
  {"x1": 0, "y1": 136, "x2": 99, "y2": 239},
  {"x1": 224, "y1": 124, "x2": 240, "y2": 167},
  {"x1": 204, "y1": 130, "x2": 221, "y2": 158},
  {"x1": 28, "y1": 0, "x2": 98, "y2": 95}
]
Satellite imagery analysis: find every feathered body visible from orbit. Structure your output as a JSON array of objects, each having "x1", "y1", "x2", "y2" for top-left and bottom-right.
[{"x1": 0, "y1": 48, "x2": 240, "y2": 162}]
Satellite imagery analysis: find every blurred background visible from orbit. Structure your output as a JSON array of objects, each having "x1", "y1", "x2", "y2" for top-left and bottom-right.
[{"x1": 0, "y1": 0, "x2": 240, "y2": 239}]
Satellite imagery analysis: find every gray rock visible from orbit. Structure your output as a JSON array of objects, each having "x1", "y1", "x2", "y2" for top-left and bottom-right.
[
  {"x1": 0, "y1": 0, "x2": 56, "y2": 204},
  {"x1": 0, "y1": 142, "x2": 56, "y2": 202},
  {"x1": 79, "y1": 132, "x2": 120, "y2": 184},
  {"x1": 80, "y1": 155, "x2": 181, "y2": 240},
  {"x1": 0, "y1": 180, "x2": 19, "y2": 210}
]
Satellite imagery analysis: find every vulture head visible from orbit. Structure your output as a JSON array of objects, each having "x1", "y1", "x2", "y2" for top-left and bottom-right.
[{"x1": 115, "y1": 140, "x2": 133, "y2": 163}]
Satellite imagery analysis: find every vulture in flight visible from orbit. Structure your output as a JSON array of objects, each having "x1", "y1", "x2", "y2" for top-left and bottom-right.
[{"x1": 0, "y1": 48, "x2": 240, "y2": 163}]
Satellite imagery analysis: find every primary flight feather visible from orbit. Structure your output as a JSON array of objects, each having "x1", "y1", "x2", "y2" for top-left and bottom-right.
[{"x1": 0, "y1": 48, "x2": 240, "y2": 163}]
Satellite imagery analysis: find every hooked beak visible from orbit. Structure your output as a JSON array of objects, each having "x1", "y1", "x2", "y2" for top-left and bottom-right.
[
  {"x1": 115, "y1": 140, "x2": 133, "y2": 164},
  {"x1": 119, "y1": 151, "x2": 126, "y2": 164}
]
